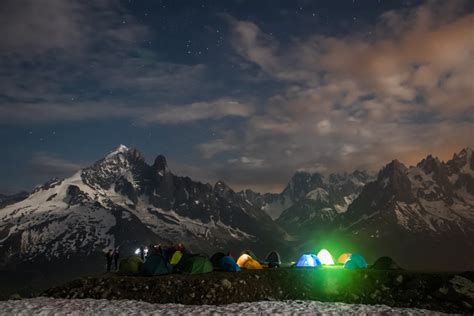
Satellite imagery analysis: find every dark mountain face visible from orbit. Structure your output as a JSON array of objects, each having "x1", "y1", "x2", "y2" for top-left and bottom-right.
[{"x1": 0, "y1": 146, "x2": 287, "y2": 275}]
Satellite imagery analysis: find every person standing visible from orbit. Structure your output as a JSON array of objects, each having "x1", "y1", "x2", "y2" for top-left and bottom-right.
[
  {"x1": 105, "y1": 249, "x2": 113, "y2": 272},
  {"x1": 139, "y1": 246, "x2": 145, "y2": 261},
  {"x1": 113, "y1": 248, "x2": 120, "y2": 271}
]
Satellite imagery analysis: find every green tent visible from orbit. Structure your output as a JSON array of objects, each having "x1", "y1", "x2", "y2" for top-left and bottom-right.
[
  {"x1": 180, "y1": 254, "x2": 213, "y2": 275},
  {"x1": 141, "y1": 254, "x2": 172, "y2": 276},
  {"x1": 119, "y1": 256, "x2": 143, "y2": 275}
]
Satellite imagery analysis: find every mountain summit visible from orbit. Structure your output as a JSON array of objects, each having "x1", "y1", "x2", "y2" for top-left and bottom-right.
[{"x1": 0, "y1": 146, "x2": 286, "y2": 274}]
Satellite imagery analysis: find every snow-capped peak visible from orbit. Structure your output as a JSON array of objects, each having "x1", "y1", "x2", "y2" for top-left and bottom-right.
[{"x1": 106, "y1": 144, "x2": 130, "y2": 159}]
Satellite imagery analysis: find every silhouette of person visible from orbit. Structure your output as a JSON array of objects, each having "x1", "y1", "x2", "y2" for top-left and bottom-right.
[
  {"x1": 105, "y1": 249, "x2": 113, "y2": 272},
  {"x1": 113, "y1": 248, "x2": 120, "y2": 270}
]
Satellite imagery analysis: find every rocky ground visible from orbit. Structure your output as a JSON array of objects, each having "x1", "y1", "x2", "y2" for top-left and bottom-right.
[{"x1": 41, "y1": 268, "x2": 474, "y2": 313}]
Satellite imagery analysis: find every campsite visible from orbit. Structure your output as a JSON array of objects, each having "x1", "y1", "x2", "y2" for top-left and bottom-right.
[{"x1": 40, "y1": 249, "x2": 474, "y2": 313}]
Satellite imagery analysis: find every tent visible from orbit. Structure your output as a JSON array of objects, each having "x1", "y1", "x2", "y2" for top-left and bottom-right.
[
  {"x1": 344, "y1": 253, "x2": 368, "y2": 269},
  {"x1": 118, "y1": 256, "x2": 143, "y2": 275},
  {"x1": 371, "y1": 256, "x2": 401, "y2": 270},
  {"x1": 177, "y1": 254, "x2": 213, "y2": 275},
  {"x1": 337, "y1": 253, "x2": 352, "y2": 264},
  {"x1": 296, "y1": 254, "x2": 321, "y2": 268},
  {"x1": 236, "y1": 254, "x2": 263, "y2": 270},
  {"x1": 220, "y1": 255, "x2": 241, "y2": 272},
  {"x1": 240, "y1": 250, "x2": 258, "y2": 261},
  {"x1": 317, "y1": 249, "x2": 335, "y2": 265},
  {"x1": 265, "y1": 251, "x2": 281, "y2": 268},
  {"x1": 170, "y1": 250, "x2": 183, "y2": 265},
  {"x1": 140, "y1": 254, "x2": 172, "y2": 276},
  {"x1": 210, "y1": 252, "x2": 226, "y2": 270}
]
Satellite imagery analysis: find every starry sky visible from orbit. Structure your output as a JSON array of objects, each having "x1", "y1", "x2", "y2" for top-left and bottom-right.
[{"x1": 1, "y1": 0, "x2": 473, "y2": 193}]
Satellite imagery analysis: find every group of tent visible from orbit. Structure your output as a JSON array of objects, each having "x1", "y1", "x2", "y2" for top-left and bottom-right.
[
  {"x1": 118, "y1": 247, "x2": 376, "y2": 276},
  {"x1": 295, "y1": 249, "x2": 368, "y2": 269},
  {"x1": 118, "y1": 250, "x2": 282, "y2": 276}
]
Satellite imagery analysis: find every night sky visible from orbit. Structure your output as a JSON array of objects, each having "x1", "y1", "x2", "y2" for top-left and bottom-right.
[{"x1": 1, "y1": 0, "x2": 473, "y2": 193}]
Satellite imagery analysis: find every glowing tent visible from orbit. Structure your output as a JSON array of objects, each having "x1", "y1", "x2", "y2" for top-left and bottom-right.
[
  {"x1": 296, "y1": 254, "x2": 321, "y2": 268},
  {"x1": 344, "y1": 253, "x2": 368, "y2": 269},
  {"x1": 241, "y1": 250, "x2": 258, "y2": 261},
  {"x1": 236, "y1": 254, "x2": 263, "y2": 269},
  {"x1": 317, "y1": 249, "x2": 335, "y2": 265},
  {"x1": 337, "y1": 253, "x2": 352, "y2": 264}
]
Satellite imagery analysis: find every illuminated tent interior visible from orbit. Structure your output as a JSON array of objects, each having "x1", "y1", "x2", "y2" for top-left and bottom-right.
[
  {"x1": 296, "y1": 254, "x2": 321, "y2": 268},
  {"x1": 337, "y1": 253, "x2": 352, "y2": 264},
  {"x1": 317, "y1": 249, "x2": 335, "y2": 265},
  {"x1": 236, "y1": 254, "x2": 263, "y2": 270}
]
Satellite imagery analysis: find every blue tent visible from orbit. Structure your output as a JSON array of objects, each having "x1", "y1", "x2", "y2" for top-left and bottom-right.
[
  {"x1": 344, "y1": 253, "x2": 368, "y2": 269},
  {"x1": 296, "y1": 253, "x2": 321, "y2": 267},
  {"x1": 220, "y1": 255, "x2": 240, "y2": 272}
]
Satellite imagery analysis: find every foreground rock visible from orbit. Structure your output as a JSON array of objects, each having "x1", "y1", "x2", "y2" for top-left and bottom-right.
[{"x1": 44, "y1": 269, "x2": 474, "y2": 313}]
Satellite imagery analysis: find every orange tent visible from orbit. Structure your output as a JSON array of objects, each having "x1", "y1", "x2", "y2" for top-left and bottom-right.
[
  {"x1": 236, "y1": 254, "x2": 263, "y2": 270},
  {"x1": 337, "y1": 253, "x2": 352, "y2": 264}
]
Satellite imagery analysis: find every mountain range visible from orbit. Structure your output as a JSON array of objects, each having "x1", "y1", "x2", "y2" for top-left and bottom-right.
[{"x1": 0, "y1": 146, "x2": 473, "y2": 286}]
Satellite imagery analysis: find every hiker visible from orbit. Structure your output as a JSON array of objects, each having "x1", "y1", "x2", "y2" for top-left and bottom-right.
[
  {"x1": 177, "y1": 243, "x2": 188, "y2": 254},
  {"x1": 113, "y1": 247, "x2": 120, "y2": 270},
  {"x1": 105, "y1": 249, "x2": 113, "y2": 272},
  {"x1": 139, "y1": 246, "x2": 145, "y2": 261},
  {"x1": 163, "y1": 244, "x2": 175, "y2": 262}
]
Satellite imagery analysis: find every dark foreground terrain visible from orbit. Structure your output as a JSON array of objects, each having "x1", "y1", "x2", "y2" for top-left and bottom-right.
[{"x1": 41, "y1": 268, "x2": 474, "y2": 313}]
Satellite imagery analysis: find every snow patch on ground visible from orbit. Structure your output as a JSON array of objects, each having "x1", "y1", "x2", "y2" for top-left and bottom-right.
[{"x1": 0, "y1": 298, "x2": 446, "y2": 315}]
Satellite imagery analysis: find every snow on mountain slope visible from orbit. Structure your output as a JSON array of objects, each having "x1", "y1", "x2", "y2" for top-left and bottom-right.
[
  {"x1": 273, "y1": 170, "x2": 374, "y2": 233},
  {"x1": 342, "y1": 148, "x2": 474, "y2": 237},
  {"x1": 0, "y1": 145, "x2": 285, "y2": 267},
  {"x1": 244, "y1": 170, "x2": 374, "y2": 222}
]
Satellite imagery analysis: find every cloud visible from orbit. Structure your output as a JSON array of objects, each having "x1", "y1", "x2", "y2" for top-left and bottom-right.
[
  {"x1": 0, "y1": 0, "x2": 221, "y2": 126},
  {"x1": 228, "y1": 156, "x2": 265, "y2": 168},
  {"x1": 195, "y1": 1, "x2": 474, "y2": 192},
  {"x1": 196, "y1": 137, "x2": 238, "y2": 159},
  {"x1": 0, "y1": 99, "x2": 253, "y2": 125},
  {"x1": 140, "y1": 99, "x2": 255, "y2": 124},
  {"x1": 0, "y1": 0, "x2": 148, "y2": 56},
  {"x1": 28, "y1": 153, "x2": 83, "y2": 178}
]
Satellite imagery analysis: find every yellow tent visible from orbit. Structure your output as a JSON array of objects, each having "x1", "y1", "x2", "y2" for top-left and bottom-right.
[
  {"x1": 236, "y1": 254, "x2": 263, "y2": 270},
  {"x1": 170, "y1": 250, "x2": 183, "y2": 265},
  {"x1": 337, "y1": 253, "x2": 352, "y2": 264}
]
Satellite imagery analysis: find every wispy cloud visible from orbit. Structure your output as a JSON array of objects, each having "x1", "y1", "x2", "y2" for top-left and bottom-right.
[
  {"x1": 0, "y1": 99, "x2": 254, "y2": 124},
  {"x1": 28, "y1": 153, "x2": 83, "y2": 178}
]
